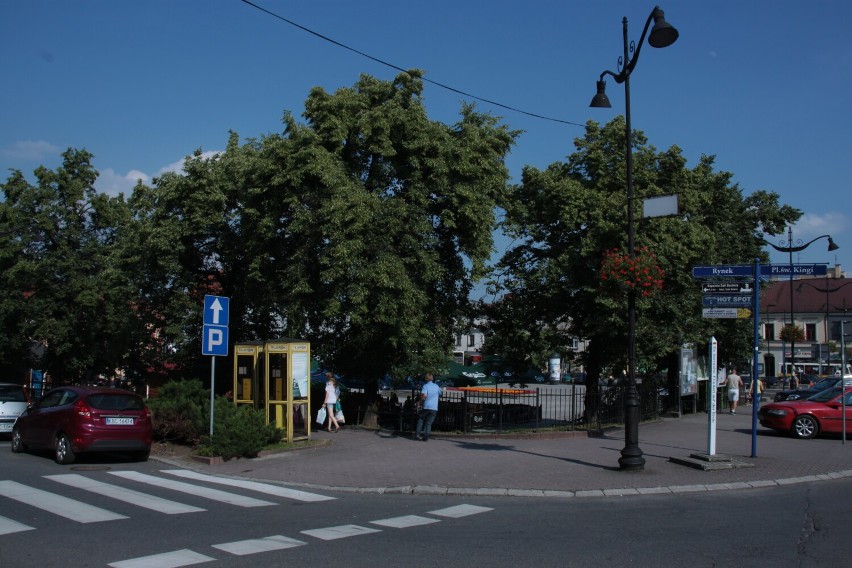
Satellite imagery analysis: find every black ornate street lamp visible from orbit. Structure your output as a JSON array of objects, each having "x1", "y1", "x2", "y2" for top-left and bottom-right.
[
  {"x1": 766, "y1": 226, "x2": 838, "y2": 378},
  {"x1": 590, "y1": 6, "x2": 678, "y2": 471}
]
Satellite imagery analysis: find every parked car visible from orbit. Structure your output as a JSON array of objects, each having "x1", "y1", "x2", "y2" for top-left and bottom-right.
[
  {"x1": 11, "y1": 386, "x2": 152, "y2": 464},
  {"x1": 0, "y1": 383, "x2": 31, "y2": 437},
  {"x1": 774, "y1": 376, "x2": 852, "y2": 402},
  {"x1": 758, "y1": 386, "x2": 852, "y2": 439}
]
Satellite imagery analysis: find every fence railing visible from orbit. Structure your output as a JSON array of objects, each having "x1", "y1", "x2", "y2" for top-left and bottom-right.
[{"x1": 347, "y1": 382, "x2": 668, "y2": 434}]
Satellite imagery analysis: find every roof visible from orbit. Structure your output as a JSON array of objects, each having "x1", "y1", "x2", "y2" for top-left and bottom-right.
[{"x1": 760, "y1": 277, "x2": 852, "y2": 315}]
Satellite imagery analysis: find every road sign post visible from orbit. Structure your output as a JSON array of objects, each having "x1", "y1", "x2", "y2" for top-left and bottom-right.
[{"x1": 203, "y1": 295, "x2": 230, "y2": 436}]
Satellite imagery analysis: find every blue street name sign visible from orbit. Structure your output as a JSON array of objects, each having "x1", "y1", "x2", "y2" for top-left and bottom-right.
[
  {"x1": 761, "y1": 264, "x2": 827, "y2": 277},
  {"x1": 692, "y1": 265, "x2": 753, "y2": 278},
  {"x1": 693, "y1": 264, "x2": 828, "y2": 278}
]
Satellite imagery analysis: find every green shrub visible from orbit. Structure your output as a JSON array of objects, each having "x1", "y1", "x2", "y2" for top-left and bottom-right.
[
  {"x1": 149, "y1": 378, "x2": 283, "y2": 459},
  {"x1": 147, "y1": 379, "x2": 208, "y2": 444},
  {"x1": 197, "y1": 399, "x2": 283, "y2": 460}
]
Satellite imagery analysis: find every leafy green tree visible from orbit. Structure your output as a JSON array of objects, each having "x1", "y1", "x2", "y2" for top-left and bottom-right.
[
  {"x1": 487, "y1": 118, "x2": 799, "y2": 395},
  {"x1": 0, "y1": 149, "x2": 139, "y2": 382},
  {"x1": 129, "y1": 70, "x2": 518, "y2": 385}
]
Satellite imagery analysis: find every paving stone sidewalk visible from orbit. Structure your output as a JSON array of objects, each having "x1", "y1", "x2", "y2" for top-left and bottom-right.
[{"x1": 152, "y1": 408, "x2": 852, "y2": 497}]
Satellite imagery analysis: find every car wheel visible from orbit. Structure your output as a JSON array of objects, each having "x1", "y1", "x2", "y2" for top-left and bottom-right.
[
  {"x1": 11, "y1": 427, "x2": 25, "y2": 453},
  {"x1": 55, "y1": 434, "x2": 76, "y2": 465},
  {"x1": 792, "y1": 415, "x2": 819, "y2": 440},
  {"x1": 133, "y1": 448, "x2": 150, "y2": 462}
]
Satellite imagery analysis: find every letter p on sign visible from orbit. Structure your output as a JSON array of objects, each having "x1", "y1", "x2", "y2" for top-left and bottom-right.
[{"x1": 203, "y1": 324, "x2": 228, "y2": 356}]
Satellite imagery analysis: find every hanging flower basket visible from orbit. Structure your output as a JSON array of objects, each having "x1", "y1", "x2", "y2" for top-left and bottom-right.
[
  {"x1": 779, "y1": 324, "x2": 805, "y2": 342},
  {"x1": 599, "y1": 246, "x2": 664, "y2": 297}
]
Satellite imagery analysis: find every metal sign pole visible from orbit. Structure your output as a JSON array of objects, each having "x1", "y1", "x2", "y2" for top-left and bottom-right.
[
  {"x1": 708, "y1": 337, "x2": 717, "y2": 455},
  {"x1": 210, "y1": 356, "x2": 216, "y2": 437},
  {"x1": 842, "y1": 320, "x2": 847, "y2": 445},
  {"x1": 751, "y1": 258, "x2": 761, "y2": 458}
]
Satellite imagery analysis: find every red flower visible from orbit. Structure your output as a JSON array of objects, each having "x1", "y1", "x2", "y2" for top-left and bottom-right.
[{"x1": 599, "y1": 247, "x2": 664, "y2": 295}]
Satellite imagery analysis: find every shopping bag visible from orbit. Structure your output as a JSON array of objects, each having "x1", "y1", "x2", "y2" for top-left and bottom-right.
[
  {"x1": 335, "y1": 409, "x2": 345, "y2": 423},
  {"x1": 334, "y1": 400, "x2": 342, "y2": 412},
  {"x1": 316, "y1": 406, "x2": 327, "y2": 425}
]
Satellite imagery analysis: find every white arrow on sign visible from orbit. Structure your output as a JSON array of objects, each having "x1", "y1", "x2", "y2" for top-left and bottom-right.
[{"x1": 209, "y1": 298, "x2": 224, "y2": 324}]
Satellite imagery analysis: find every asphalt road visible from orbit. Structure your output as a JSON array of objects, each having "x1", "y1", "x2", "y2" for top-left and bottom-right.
[{"x1": 3, "y1": 438, "x2": 852, "y2": 568}]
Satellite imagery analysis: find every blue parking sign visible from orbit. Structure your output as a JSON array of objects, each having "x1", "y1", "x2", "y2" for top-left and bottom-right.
[{"x1": 203, "y1": 324, "x2": 229, "y2": 356}]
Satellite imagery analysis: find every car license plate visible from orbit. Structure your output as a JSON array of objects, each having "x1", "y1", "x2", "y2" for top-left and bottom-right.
[
  {"x1": 0, "y1": 423, "x2": 12, "y2": 432},
  {"x1": 105, "y1": 417, "x2": 135, "y2": 426}
]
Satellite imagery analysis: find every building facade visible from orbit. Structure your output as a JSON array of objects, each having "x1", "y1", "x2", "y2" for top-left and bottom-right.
[{"x1": 758, "y1": 268, "x2": 852, "y2": 377}]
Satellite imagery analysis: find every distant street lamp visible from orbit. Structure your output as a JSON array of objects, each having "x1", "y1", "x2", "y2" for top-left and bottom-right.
[
  {"x1": 765, "y1": 226, "x2": 838, "y2": 377},
  {"x1": 590, "y1": 5, "x2": 678, "y2": 471}
]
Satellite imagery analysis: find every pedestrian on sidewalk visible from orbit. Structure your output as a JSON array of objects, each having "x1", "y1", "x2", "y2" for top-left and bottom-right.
[
  {"x1": 723, "y1": 368, "x2": 744, "y2": 414},
  {"x1": 323, "y1": 372, "x2": 341, "y2": 432},
  {"x1": 414, "y1": 373, "x2": 442, "y2": 441},
  {"x1": 750, "y1": 374, "x2": 764, "y2": 405}
]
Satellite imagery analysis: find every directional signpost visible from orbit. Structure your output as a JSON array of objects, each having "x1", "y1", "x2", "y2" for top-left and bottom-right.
[
  {"x1": 692, "y1": 259, "x2": 765, "y2": 457},
  {"x1": 203, "y1": 295, "x2": 230, "y2": 436}
]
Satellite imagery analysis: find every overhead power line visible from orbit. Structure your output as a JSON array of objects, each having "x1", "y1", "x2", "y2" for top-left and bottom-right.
[{"x1": 239, "y1": 0, "x2": 585, "y2": 127}]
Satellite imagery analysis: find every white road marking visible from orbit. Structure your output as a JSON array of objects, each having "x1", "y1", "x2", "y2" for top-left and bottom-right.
[
  {"x1": 212, "y1": 535, "x2": 307, "y2": 555},
  {"x1": 300, "y1": 524, "x2": 382, "y2": 540},
  {"x1": 428, "y1": 504, "x2": 494, "y2": 518},
  {"x1": 108, "y1": 549, "x2": 215, "y2": 568},
  {"x1": 45, "y1": 474, "x2": 205, "y2": 514},
  {"x1": 0, "y1": 515, "x2": 34, "y2": 535},
  {"x1": 370, "y1": 514, "x2": 441, "y2": 528},
  {"x1": 160, "y1": 470, "x2": 335, "y2": 502},
  {"x1": 0, "y1": 480, "x2": 128, "y2": 523},
  {"x1": 107, "y1": 471, "x2": 275, "y2": 507}
]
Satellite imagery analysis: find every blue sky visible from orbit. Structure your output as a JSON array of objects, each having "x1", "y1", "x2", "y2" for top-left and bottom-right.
[{"x1": 2, "y1": 1, "x2": 850, "y2": 295}]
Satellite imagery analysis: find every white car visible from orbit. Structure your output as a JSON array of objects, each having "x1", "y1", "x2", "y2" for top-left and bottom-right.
[{"x1": 0, "y1": 383, "x2": 31, "y2": 436}]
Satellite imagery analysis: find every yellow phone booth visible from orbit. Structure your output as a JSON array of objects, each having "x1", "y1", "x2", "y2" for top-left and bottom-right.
[
  {"x1": 233, "y1": 341, "x2": 264, "y2": 409},
  {"x1": 264, "y1": 339, "x2": 311, "y2": 442},
  {"x1": 232, "y1": 338, "x2": 311, "y2": 443}
]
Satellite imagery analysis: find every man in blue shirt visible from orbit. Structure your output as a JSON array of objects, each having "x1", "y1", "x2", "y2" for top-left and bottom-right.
[{"x1": 415, "y1": 373, "x2": 442, "y2": 441}]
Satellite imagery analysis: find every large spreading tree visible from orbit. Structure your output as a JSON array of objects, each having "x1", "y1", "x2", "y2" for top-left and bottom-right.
[
  {"x1": 127, "y1": 70, "x2": 518, "y2": 384},
  {"x1": 484, "y1": 118, "x2": 800, "y2": 390},
  {"x1": 0, "y1": 149, "x2": 140, "y2": 382}
]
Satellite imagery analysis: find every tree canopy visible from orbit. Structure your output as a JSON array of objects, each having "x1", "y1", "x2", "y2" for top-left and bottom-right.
[
  {"x1": 1, "y1": 71, "x2": 518, "y2": 385},
  {"x1": 485, "y1": 118, "x2": 800, "y2": 382},
  {"x1": 1, "y1": 77, "x2": 800, "y2": 392}
]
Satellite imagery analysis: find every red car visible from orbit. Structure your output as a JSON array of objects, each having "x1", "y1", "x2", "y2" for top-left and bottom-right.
[
  {"x1": 758, "y1": 387, "x2": 852, "y2": 439},
  {"x1": 11, "y1": 386, "x2": 152, "y2": 464}
]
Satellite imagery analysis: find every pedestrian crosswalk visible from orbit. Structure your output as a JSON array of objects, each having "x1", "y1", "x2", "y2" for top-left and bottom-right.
[
  {"x1": 109, "y1": 504, "x2": 493, "y2": 567},
  {"x1": 1, "y1": 469, "x2": 494, "y2": 567},
  {"x1": 0, "y1": 469, "x2": 335, "y2": 536}
]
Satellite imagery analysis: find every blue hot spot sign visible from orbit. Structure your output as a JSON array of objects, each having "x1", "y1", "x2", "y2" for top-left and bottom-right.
[{"x1": 702, "y1": 295, "x2": 753, "y2": 308}]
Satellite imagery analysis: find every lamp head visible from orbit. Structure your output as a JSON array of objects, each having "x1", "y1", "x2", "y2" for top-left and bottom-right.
[
  {"x1": 648, "y1": 7, "x2": 679, "y2": 48},
  {"x1": 827, "y1": 236, "x2": 840, "y2": 251},
  {"x1": 590, "y1": 80, "x2": 612, "y2": 108}
]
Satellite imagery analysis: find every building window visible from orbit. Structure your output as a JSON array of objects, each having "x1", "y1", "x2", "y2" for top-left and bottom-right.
[
  {"x1": 468, "y1": 334, "x2": 475, "y2": 347},
  {"x1": 456, "y1": 335, "x2": 462, "y2": 346},
  {"x1": 763, "y1": 323, "x2": 775, "y2": 340},
  {"x1": 805, "y1": 323, "x2": 817, "y2": 342}
]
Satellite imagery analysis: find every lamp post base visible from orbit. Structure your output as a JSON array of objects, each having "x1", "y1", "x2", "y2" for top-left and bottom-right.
[
  {"x1": 619, "y1": 384, "x2": 645, "y2": 471},
  {"x1": 618, "y1": 447, "x2": 646, "y2": 471}
]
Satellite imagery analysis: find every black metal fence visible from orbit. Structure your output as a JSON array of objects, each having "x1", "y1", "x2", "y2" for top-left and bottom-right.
[{"x1": 346, "y1": 381, "x2": 668, "y2": 434}]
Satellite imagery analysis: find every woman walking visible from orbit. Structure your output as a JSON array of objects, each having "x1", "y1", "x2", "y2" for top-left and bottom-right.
[{"x1": 323, "y1": 372, "x2": 341, "y2": 432}]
